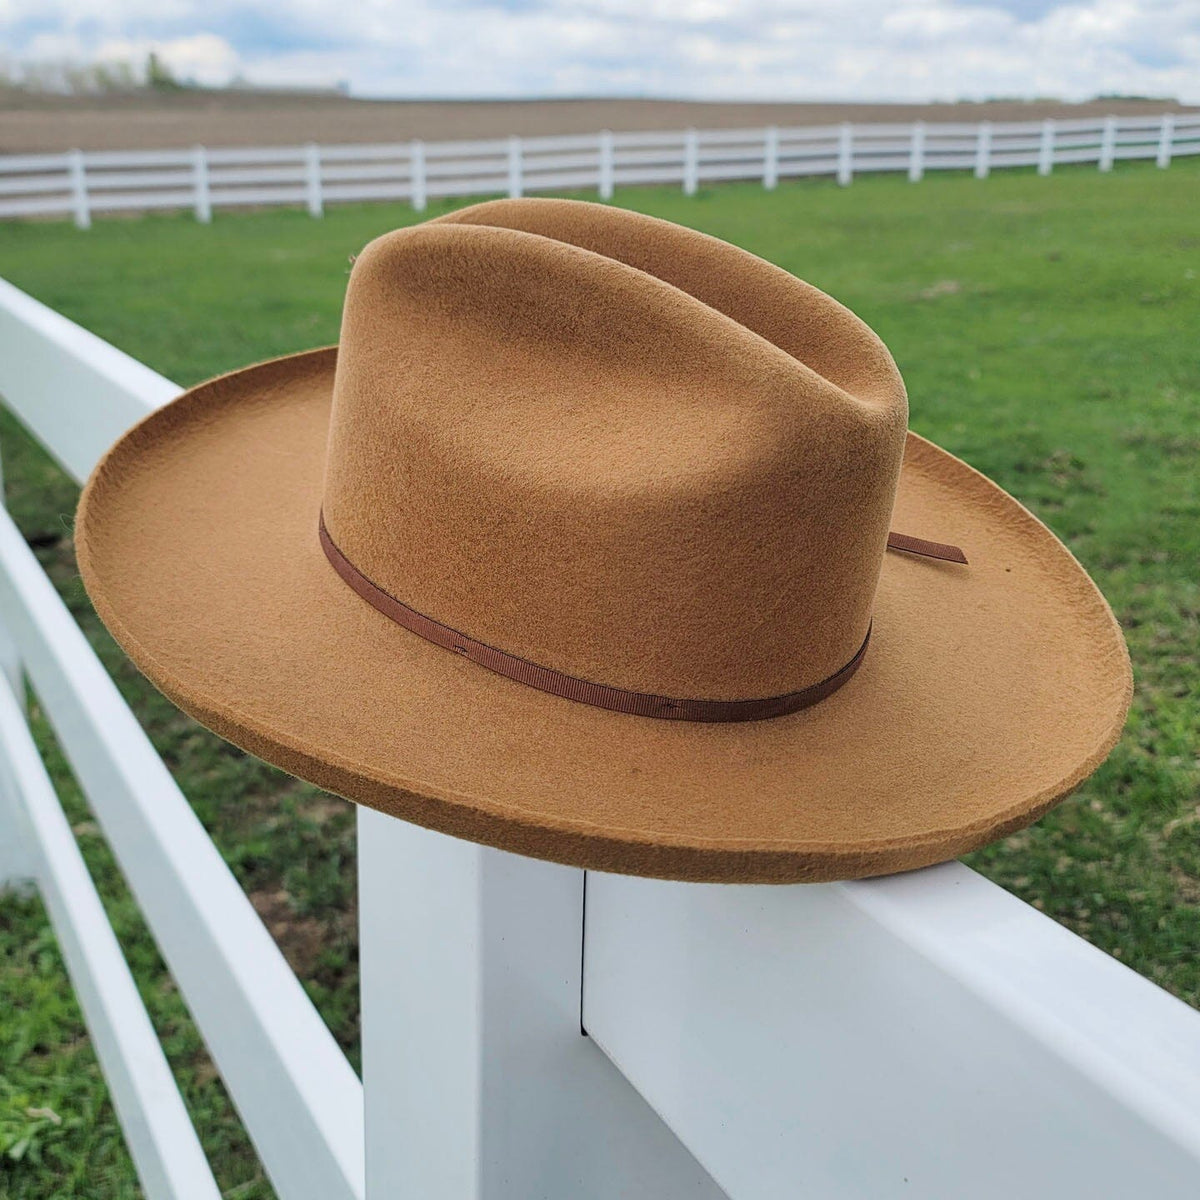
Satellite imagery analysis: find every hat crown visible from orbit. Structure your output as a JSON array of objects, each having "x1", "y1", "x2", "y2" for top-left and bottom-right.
[{"x1": 322, "y1": 200, "x2": 908, "y2": 700}]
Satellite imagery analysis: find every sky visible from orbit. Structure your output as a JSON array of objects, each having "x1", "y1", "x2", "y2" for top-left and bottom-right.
[{"x1": 3, "y1": 0, "x2": 1199, "y2": 103}]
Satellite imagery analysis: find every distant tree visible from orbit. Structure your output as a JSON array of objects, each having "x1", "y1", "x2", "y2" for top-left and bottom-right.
[
  {"x1": 97, "y1": 60, "x2": 138, "y2": 91},
  {"x1": 146, "y1": 51, "x2": 183, "y2": 92},
  {"x1": 1093, "y1": 93, "x2": 1172, "y2": 104},
  {"x1": 4, "y1": 53, "x2": 170, "y2": 94}
]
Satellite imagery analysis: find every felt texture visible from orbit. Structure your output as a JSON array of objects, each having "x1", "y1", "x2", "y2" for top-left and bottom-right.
[
  {"x1": 324, "y1": 212, "x2": 906, "y2": 696},
  {"x1": 75, "y1": 200, "x2": 1132, "y2": 883}
]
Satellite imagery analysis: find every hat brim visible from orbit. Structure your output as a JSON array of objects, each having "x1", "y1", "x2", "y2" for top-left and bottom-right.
[{"x1": 76, "y1": 348, "x2": 1131, "y2": 883}]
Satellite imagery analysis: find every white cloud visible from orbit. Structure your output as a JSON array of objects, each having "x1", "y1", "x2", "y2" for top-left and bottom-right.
[
  {"x1": 147, "y1": 34, "x2": 243, "y2": 86},
  {"x1": 3, "y1": 0, "x2": 1198, "y2": 102}
]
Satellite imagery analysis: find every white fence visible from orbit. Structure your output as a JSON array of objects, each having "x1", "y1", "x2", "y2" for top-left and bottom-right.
[
  {"x1": 2, "y1": 112, "x2": 1199, "y2": 228},
  {"x1": 2, "y1": 277, "x2": 1200, "y2": 1197}
]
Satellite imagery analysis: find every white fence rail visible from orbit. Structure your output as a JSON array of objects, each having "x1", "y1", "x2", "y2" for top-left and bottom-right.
[
  {"x1": 2, "y1": 112, "x2": 1198, "y2": 227},
  {"x1": 0, "y1": 280, "x2": 364, "y2": 1200},
  {"x1": 1, "y1": 277, "x2": 1200, "y2": 1197}
]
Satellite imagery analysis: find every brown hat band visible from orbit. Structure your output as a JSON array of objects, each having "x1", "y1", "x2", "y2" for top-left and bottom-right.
[{"x1": 318, "y1": 513, "x2": 965, "y2": 723}]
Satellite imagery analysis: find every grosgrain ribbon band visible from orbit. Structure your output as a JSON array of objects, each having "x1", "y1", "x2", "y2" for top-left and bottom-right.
[{"x1": 319, "y1": 512, "x2": 965, "y2": 723}]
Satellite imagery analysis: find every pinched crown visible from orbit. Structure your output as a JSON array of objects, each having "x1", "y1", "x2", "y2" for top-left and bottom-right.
[{"x1": 322, "y1": 200, "x2": 907, "y2": 701}]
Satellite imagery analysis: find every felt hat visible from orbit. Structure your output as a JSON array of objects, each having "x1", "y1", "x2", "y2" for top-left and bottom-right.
[{"x1": 75, "y1": 198, "x2": 1131, "y2": 883}]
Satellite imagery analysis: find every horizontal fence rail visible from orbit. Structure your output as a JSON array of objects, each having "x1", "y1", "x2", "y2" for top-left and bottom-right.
[
  {"x1": 1, "y1": 112, "x2": 1197, "y2": 226},
  {"x1": 585, "y1": 865, "x2": 1200, "y2": 1199},
  {"x1": 0, "y1": 680, "x2": 222, "y2": 1200}
]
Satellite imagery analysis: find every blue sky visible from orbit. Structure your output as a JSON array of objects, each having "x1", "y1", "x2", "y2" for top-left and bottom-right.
[{"x1": 4, "y1": 1, "x2": 1198, "y2": 102}]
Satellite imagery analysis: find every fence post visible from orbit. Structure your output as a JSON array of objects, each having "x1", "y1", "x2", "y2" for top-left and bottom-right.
[
  {"x1": 507, "y1": 135, "x2": 523, "y2": 199},
  {"x1": 836, "y1": 123, "x2": 853, "y2": 186},
  {"x1": 410, "y1": 140, "x2": 427, "y2": 212},
  {"x1": 1099, "y1": 115, "x2": 1117, "y2": 171},
  {"x1": 907, "y1": 121, "x2": 925, "y2": 182},
  {"x1": 1037, "y1": 118, "x2": 1055, "y2": 176},
  {"x1": 0, "y1": 443, "x2": 30, "y2": 887},
  {"x1": 357, "y1": 809, "x2": 725, "y2": 1198},
  {"x1": 304, "y1": 143, "x2": 323, "y2": 218},
  {"x1": 974, "y1": 121, "x2": 992, "y2": 179},
  {"x1": 598, "y1": 130, "x2": 614, "y2": 200},
  {"x1": 763, "y1": 126, "x2": 779, "y2": 190},
  {"x1": 191, "y1": 145, "x2": 211, "y2": 223},
  {"x1": 68, "y1": 149, "x2": 90, "y2": 230},
  {"x1": 0, "y1": 688, "x2": 30, "y2": 890},
  {"x1": 1156, "y1": 113, "x2": 1174, "y2": 169},
  {"x1": 683, "y1": 128, "x2": 699, "y2": 195}
]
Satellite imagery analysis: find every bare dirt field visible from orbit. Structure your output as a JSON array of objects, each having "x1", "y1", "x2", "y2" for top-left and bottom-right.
[{"x1": 2, "y1": 90, "x2": 1195, "y2": 153}]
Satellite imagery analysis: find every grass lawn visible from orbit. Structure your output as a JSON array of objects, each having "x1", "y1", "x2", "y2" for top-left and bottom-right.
[{"x1": 0, "y1": 159, "x2": 1198, "y2": 1197}]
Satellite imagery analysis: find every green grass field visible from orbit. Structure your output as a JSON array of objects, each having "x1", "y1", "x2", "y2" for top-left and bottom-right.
[{"x1": 1, "y1": 160, "x2": 1198, "y2": 1198}]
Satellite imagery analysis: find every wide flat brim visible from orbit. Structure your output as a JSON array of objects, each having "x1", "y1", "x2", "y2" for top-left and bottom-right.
[{"x1": 76, "y1": 348, "x2": 1131, "y2": 883}]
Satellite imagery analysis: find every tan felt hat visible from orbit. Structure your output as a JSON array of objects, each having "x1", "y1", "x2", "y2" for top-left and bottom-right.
[{"x1": 76, "y1": 198, "x2": 1131, "y2": 883}]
